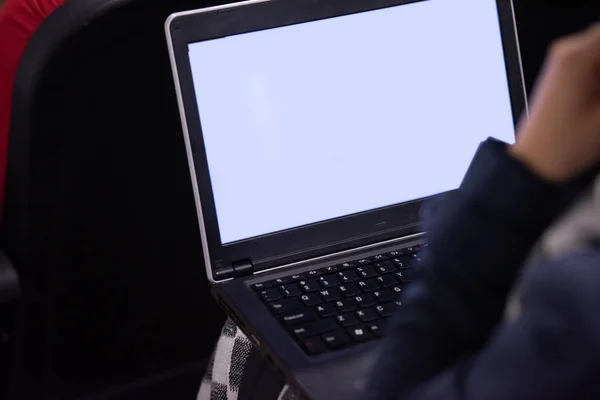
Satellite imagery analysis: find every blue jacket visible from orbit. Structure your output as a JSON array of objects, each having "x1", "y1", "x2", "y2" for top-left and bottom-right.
[{"x1": 366, "y1": 139, "x2": 600, "y2": 399}]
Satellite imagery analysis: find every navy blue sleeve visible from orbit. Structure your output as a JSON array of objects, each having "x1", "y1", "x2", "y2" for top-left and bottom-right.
[
  {"x1": 365, "y1": 138, "x2": 567, "y2": 399},
  {"x1": 406, "y1": 252, "x2": 600, "y2": 400}
]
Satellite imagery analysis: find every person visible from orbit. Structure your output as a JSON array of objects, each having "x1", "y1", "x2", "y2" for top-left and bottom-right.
[
  {"x1": 365, "y1": 23, "x2": 600, "y2": 399},
  {"x1": 0, "y1": 0, "x2": 66, "y2": 217}
]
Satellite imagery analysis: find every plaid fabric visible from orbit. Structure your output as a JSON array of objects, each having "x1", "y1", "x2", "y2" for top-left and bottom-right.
[{"x1": 198, "y1": 318, "x2": 301, "y2": 400}]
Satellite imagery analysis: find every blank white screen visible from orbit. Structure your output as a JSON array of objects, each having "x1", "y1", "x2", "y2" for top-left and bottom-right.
[{"x1": 188, "y1": 0, "x2": 517, "y2": 244}]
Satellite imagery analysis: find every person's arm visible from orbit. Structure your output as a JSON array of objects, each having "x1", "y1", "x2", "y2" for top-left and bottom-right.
[
  {"x1": 366, "y1": 23, "x2": 600, "y2": 399},
  {"x1": 408, "y1": 252, "x2": 600, "y2": 400},
  {"x1": 366, "y1": 139, "x2": 564, "y2": 399}
]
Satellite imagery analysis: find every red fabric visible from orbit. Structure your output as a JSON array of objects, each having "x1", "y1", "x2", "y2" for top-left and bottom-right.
[{"x1": 0, "y1": 0, "x2": 66, "y2": 218}]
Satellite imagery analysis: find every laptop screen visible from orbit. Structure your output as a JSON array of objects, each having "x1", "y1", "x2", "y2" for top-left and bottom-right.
[{"x1": 188, "y1": 0, "x2": 517, "y2": 245}]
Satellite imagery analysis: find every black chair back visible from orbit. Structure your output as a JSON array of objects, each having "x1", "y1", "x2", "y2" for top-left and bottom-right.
[{"x1": 4, "y1": 0, "x2": 227, "y2": 397}]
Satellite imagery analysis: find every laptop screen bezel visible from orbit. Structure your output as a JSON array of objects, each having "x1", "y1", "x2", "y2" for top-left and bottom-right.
[{"x1": 167, "y1": 0, "x2": 526, "y2": 281}]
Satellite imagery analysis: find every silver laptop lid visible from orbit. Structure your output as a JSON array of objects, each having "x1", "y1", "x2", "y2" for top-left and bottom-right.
[{"x1": 166, "y1": 0, "x2": 526, "y2": 283}]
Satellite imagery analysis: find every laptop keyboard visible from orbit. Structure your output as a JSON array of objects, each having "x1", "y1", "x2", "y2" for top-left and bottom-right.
[{"x1": 252, "y1": 245, "x2": 424, "y2": 355}]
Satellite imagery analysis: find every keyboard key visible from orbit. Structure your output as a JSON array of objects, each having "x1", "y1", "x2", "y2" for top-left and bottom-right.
[
  {"x1": 392, "y1": 286, "x2": 403, "y2": 296},
  {"x1": 374, "y1": 261, "x2": 396, "y2": 274},
  {"x1": 367, "y1": 320, "x2": 387, "y2": 337},
  {"x1": 409, "y1": 252, "x2": 421, "y2": 259},
  {"x1": 252, "y1": 281, "x2": 272, "y2": 291},
  {"x1": 291, "y1": 325, "x2": 314, "y2": 339},
  {"x1": 281, "y1": 309, "x2": 317, "y2": 325},
  {"x1": 269, "y1": 298, "x2": 302, "y2": 314},
  {"x1": 356, "y1": 258, "x2": 370, "y2": 266},
  {"x1": 301, "y1": 336, "x2": 327, "y2": 355},
  {"x1": 388, "y1": 250, "x2": 402, "y2": 257},
  {"x1": 357, "y1": 279, "x2": 379, "y2": 292},
  {"x1": 335, "y1": 299, "x2": 357, "y2": 313},
  {"x1": 337, "y1": 270, "x2": 359, "y2": 283},
  {"x1": 318, "y1": 275, "x2": 340, "y2": 288},
  {"x1": 339, "y1": 283, "x2": 361, "y2": 297},
  {"x1": 356, "y1": 308, "x2": 378, "y2": 323},
  {"x1": 300, "y1": 293, "x2": 322, "y2": 307},
  {"x1": 320, "y1": 265, "x2": 339, "y2": 274},
  {"x1": 290, "y1": 273, "x2": 305, "y2": 281},
  {"x1": 319, "y1": 288, "x2": 342, "y2": 302},
  {"x1": 395, "y1": 269, "x2": 414, "y2": 283},
  {"x1": 322, "y1": 329, "x2": 351, "y2": 349},
  {"x1": 392, "y1": 256, "x2": 415, "y2": 269},
  {"x1": 291, "y1": 318, "x2": 339, "y2": 339},
  {"x1": 307, "y1": 269, "x2": 322, "y2": 278},
  {"x1": 335, "y1": 313, "x2": 359, "y2": 328},
  {"x1": 373, "y1": 289, "x2": 394, "y2": 303},
  {"x1": 313, "y1": 318, "x2": 338, "y2": 335},
  {"x1": 271, "y1": 277, "x2": 289, "y2": 286},
  {"x1": 347, "y1": 324, "x2": 372, "y2": 342},
  {"x1": 280, "y1": 284, "x2": 302, "y2": 297},
  {"x1": 376, "y1": 303, "x2": 400, "y2": 318},
  {"x1": 376, "y1": 274, "x2": 398, "y2": 288},
  {"x1": 369, "y1": 254, "x2": 388, "y2": 262},
  {"x1": 316, "y1": 303, "x2": 337, "y2": 317},
  {"x1": 299, "y1": 279, "x2": 320, "y2": 293},
  {"x1": 260, "y1": 288, "x2": 282, "y2": 302},
  {"x1": 339, "y1": 262, "x2": 356, "y2": 270},
  {"x1": 353, "y1": 294, "x2": 376, "y2": 308},
  {"x1": 356, "y1": 266, "x2": 377, "y2": 279},
  {"x1": 271, "y1": 278, "x2": 285, "y2": 286}
]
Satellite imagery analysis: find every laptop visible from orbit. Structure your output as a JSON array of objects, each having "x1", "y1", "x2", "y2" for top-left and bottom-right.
[{"x1": 165, "y1": 0, "x2": 526, "y2": 397}]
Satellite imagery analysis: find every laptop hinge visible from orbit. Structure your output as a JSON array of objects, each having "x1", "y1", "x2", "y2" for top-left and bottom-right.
[{"x1": 232, "y1": 259, "x2": 254, "y2": 278}]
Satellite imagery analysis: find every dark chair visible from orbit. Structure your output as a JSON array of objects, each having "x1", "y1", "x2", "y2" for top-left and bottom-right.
[{"x1": 2, "y1": 0, "x2": 229, "y2": 397}]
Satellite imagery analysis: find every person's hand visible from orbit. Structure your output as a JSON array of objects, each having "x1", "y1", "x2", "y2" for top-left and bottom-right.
[{"x1": 511, "y1": 23, "x2": 600, "y2": 183}]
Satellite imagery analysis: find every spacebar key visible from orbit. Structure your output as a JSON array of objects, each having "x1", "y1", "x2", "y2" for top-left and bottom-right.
[{"x1": 291, "y1": 318, "x2": 338, "y2": 339}]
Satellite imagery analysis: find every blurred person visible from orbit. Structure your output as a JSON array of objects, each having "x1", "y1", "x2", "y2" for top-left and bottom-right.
[{"x1": 366, "y1": 23, "x2": 600, "y2": 399}]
